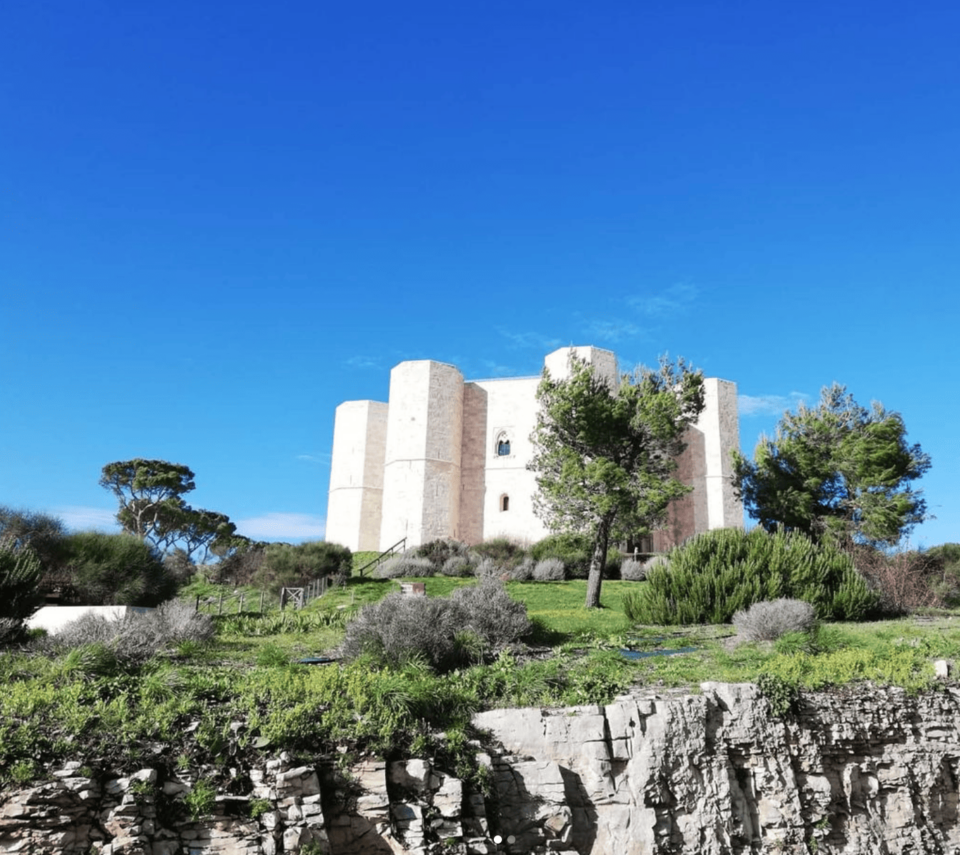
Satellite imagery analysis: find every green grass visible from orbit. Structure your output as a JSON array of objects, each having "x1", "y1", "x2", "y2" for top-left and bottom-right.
[
  {"x1": 5, "y1": 569, "x2": 960, "y2": 788},
  {"x1": 507, "y1": 580, "x2": 633, "y2": 640}
]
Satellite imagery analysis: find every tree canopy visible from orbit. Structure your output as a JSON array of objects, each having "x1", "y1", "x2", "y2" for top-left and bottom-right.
[
  {"x1": 529, "y1": 352, "x2": 705, "y2": 608},
  {"x1": 99, "y1": 459, "x2": 238, "y2": 562},
  {"x1": 732, "y1": 384, "x2": 931, "y2": 546}
]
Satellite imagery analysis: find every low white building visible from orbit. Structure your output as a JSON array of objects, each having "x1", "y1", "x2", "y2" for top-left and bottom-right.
[{"x1": 325, "y1": 346, "x2": 743, "y2": 553}]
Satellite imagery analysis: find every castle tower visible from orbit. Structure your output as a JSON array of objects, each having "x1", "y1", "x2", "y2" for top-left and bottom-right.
[
  {"x1": 543, "y1": 345, "x2": 618, "y2": 385},
  {"x1": 379, "y1": 361, "x2": 464, "y2": 550},
  {"x1": 325, "y1": 400, "x2": 389, "y2": 552}
]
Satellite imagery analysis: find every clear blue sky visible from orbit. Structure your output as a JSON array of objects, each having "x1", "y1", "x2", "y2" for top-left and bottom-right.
[{"x1": 2, "y1": 1, "x2": 957, "y2": 548}]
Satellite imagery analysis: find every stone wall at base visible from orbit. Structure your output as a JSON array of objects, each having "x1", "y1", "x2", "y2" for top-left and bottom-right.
[{"x1": 5, "y1": 683, "x2": 960, "y2": 854}]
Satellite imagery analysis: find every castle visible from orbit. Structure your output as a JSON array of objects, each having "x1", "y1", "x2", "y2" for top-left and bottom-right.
[{"x1": 325, "y1": 346, "x2": 744, "y2": 553}]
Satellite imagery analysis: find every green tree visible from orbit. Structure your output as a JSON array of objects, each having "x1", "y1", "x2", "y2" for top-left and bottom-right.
[
  {"x1": 100, "y1": 459, "x2": 196, "y2": 550},
  {"x1": 733, "y1": 384, "x2": 931, "y2": 546},
  {"x1": 529, "y1": 353, "x2": 705, "y2": 608},
  {"x1": 99, "y1": 459, "x2": 238, "y2": 561}
]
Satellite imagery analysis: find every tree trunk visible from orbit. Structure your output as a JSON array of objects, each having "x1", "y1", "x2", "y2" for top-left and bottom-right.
[{"x1": 585, "y1": 517, "x2": 611, "y2": 609}]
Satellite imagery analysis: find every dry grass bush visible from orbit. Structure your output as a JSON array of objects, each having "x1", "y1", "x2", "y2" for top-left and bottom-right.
[
  {"x1": 450, "y1": 577, "x2": 531, "y2": 647},
  {"x1": 376, "y1": 555, "x2": 436, "y2": 579},
  {"x1": 340, "y1": 579, "x2": 530, "y2": 671},
  {"x1": 619, "y1": 558, "x2": 646, "y2": 582},
  {"x1": 39, "y1": 600, "x2": 215, "y2": 664},
  {"x1": 733, "y1": 598, "x2": 817, "y2": 642},
  {"x1": 509, "y1": 557, "x2": 535, "y2": 581},
  {"x1": 440, "y1": 555, "x2": 473, "y2": 577},
  {"x1": 473, "y1": 557, "x2": 506, "y2": 579},
  {"x1": 853, "y1": 546, "x2": 943, "y2": 614},
  {"x1": 532, "y1": 557, "x2": 565, "y2": 582}
]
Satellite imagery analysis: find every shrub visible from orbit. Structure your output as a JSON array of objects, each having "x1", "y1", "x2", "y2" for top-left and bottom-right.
[
  {"x1": 619, "y1": 558, "x2": 646, "y2": 582},
  {"x1": 340, "y1": 580, "x2": 529, "y2": 671},
  {"x1": 450, "y1": 577, "x2": 531, "y2": 647},
  {"x1": 474, "y1": 557, "x2": 506, "y2": 579},
  {"x1": 412, "y1": 539, "x2": 468, "y2": 569},
  {"x1": 853, "y1": 545, "x2": 947, "y2": 614},
  {"x1": 643, "y1": 554, "x2": 669, "y2": 574},
  {"x1": 376, "y1": 555, "x2": 435, "y2": 579},
  {"x1": 470, "y1": 538, "x2": 527, "y2": 571},
  {"x1": 340, "y1": 592, "x2": 463, "y2": 670},
  {"x1": 0, "y1": 544, "x2": 43, "y2": 629},
  {"x1": 531, "y1": 533, "x2": 591, "y2": 578},
  {"x1": 509, "y1": 557, "x2": 535, "y2": 581},
  {"x1": 629, "y1": 527, "x2": 878, "y2": 625},
  {"x1": 440, "y1": 555, "x2": 473, "y2": 577},
  {"x1": 42, "y1": 599, "x2": 215, "y2": 665},
  {"x1": 532, "y1": 558, "x2": 565, "y2": 582},
  {"x1": 59, "y1": 532, "x2": 174, "y2": 606},
  {"x1": 733, "y1": 598, "x2": 817, "y2": 641},
  {"x1": 255, "y1": 541, "x2": 351, "y2": 591}
]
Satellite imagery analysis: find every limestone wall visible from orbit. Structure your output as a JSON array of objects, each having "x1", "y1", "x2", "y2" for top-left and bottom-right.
[
  {"x1": 472, "y1": 376, "x2": 545, "y2": 545},
  {"x1": 7, "y1": 684, "x2": 960, "y2": 854},
  {"x1": 379, "y1": 361, "x2": 464, "y2": 550},
  {"x1": 325, "y1": 400, "x2": 389, "y2": 551}
]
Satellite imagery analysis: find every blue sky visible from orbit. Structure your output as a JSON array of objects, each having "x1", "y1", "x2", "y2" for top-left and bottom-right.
[{"x1": 2, "y1": 1, "x2": 957, "y2": 548}]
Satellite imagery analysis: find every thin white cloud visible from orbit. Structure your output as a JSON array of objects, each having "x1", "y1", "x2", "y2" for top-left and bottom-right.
[
  {"x1": 345, "y1": 355, "x2": 382, "y2": 369},
  {"x1": 496, "y1": 328, "x2": 564, "y2": 351},
  {"x1": 297, "y1": 453, "x2": 330, "y2": 465},
  {"x1": 586, "y1": 319, "x2": 640, "y2": 343},
  {"x1": 626, "y1": 283, "x2": 699, "y2": 317},
  {"x1": 55, "y1": 506, "x2": 121, "y2": 532},
  {"x1": 235, "y1": 513, "x2": 325, "y2": 542},
  {"x1": 738, "y1": 392, "x2": 808, "y2": 417}
]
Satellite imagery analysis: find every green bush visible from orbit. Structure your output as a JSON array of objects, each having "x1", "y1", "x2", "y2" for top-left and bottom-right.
[
  {"x1": 0, "y1": 544, "x2": 43, "y2": 631},
  {"x1": 412, "y1": 538, "x2": 469, "y2": 568},
  {"x1": 625, "y1": 527, "x2": 879, "y2": 625},
  {"x1": 255, "y1": 541, "x2": 351, "y2": 591},
  {"x1": 60, "y1": 532, "x2": 174, "y2": 606},
  {"x1": 470, "y1": 538, "x2": 527, "y2": 571},
  {"x1": 531, "y1": 534, "x2": 591, "y2": 577}
]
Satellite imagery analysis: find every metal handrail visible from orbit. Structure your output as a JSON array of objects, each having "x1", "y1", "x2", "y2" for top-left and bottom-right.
[{"x1": 356, "y1": 538, "x2": 407, "y2": 577}]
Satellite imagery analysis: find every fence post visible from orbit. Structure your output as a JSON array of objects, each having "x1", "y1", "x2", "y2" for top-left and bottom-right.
[
  {"x1": 259, "y1": 590, "x2": 264, "y2": 614},
  {"x1": 195, "y1": 594, "x2": 200, "y2": 613},
  {"x1": 238, "y1": 593, "x2": 244, "y2": 614},
  {"x1": 218, "y1": 591, "x2": 223, "y2": 616}
]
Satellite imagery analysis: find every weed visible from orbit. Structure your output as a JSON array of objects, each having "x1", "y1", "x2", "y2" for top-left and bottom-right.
[
  {"x1": 249, "y1": 797, "x2": 272, "y2": 819},
  {"x1": 184, "y1": 779, "x2": 217, "y2": 821}
]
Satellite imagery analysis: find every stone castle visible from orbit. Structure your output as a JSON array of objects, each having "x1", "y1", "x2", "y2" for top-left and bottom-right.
[{"x1": 325, "y1": 346, "x2": 743, "y2": 553}]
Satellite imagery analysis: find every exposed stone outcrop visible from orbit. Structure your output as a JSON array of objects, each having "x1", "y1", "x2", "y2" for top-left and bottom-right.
[{"x1": 5, "y1": 683, "x2": 960, "y2": 854}]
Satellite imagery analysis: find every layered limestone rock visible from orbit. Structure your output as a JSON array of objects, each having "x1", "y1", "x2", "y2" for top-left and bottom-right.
[
  {"x1": 4, "y1": 684, "x2": 960, "y2": 854},
  {"x1": 475, "y1": 682, "x2": 960, "y2": 854}
]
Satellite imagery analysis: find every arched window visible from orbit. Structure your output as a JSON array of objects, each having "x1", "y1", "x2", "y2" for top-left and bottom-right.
[
  {"x1": 500, "y1": 494, "x2": 510, "y2": 512},
  {"x1": 496, "y1": 431, "x2": 511, "y2": 457}
]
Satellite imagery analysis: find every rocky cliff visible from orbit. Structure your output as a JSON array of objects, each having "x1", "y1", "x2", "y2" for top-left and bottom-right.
[{"x1": 4, "y1": 682, "x2": 960, "y2": 854}]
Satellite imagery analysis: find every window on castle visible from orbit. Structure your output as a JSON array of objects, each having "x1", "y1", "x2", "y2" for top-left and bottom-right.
[
  {"x1": 497, "y1": 439, "x2": 511, "y2": 456},
  {"x1": 501, "y1": 495, "x2": 510, "y2": 512}
]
